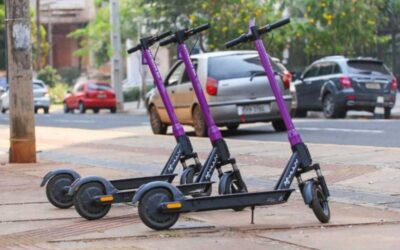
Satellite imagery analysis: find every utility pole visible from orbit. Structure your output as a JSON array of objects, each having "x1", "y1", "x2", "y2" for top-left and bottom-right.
[
  {"x1": 110, "y1": 0, "x2": 124, "y2": 112},
  {"x1": 5, "y1": 0, "x2": 37, "y2": 163},
  {"x1": 36, "y1": 0, "x2": 41, "y2": 70},
  {"x1": 47, "y1": 3, "x2": 53, "y2": 66}
]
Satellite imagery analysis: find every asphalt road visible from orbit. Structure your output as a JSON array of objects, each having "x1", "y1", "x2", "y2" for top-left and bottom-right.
[{"x1": 0, "y1": 111, "x2": 398, "y2": 147}]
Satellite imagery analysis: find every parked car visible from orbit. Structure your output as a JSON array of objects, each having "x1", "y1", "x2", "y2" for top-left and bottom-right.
[
  {"x1": 64, "y1": 81, "x2": 116, "y2": 114},
  {"x1": 0, "y1": 79, "x2": 51, "y2": 114},
  {"x1": 146, "y1": 51, "x2": 292, "y2": 137},
  {"x1": 0, "y1": 77, "x2": 7, "y2": 96},
  {"x1": 294, "y1": 56, "x2": 397, "y2": 119}
]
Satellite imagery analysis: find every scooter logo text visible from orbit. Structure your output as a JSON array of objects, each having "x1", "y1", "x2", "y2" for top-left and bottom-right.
[{"x1": 284, "y1": 158, "x2": 298, "y2": 187}]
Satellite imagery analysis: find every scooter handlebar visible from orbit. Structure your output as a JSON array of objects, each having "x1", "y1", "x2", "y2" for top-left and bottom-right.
[
  {"x1": 259, "y1": 17, "x2": 290, "y2": 35},
  {"x1": 225, "y1": 34, "x2": 251, "y2": 48},
  {"x1": 127, "y1": 44, "x2": 142, "y2": 54},
  {"x1": 159, "y1": 36, "x2": 176, "y2": 47},
  {"x1": 153, "y1": 30, "x2": 172, "y2": 42},
  {"x1": 187, "y1": 23, "x2": 210, "y2": 37}
]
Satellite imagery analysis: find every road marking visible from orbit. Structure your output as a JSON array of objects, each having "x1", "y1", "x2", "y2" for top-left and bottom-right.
[
  {"x1": 298, "y1": 127, "x2": 384, "y2": 133},
  {"x1": 54, "y1": 119, "x2": 95, "y2": 124}
]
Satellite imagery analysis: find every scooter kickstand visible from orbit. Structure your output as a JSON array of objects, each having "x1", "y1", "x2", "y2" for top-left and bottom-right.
[{"x1": 251, "y1": 206, "x2": 255, "y2": 224}]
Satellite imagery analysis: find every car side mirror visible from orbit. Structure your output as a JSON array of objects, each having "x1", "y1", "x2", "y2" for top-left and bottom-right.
[{"x1": 66, "y1": 90, "x2": 72, "y2": 94}]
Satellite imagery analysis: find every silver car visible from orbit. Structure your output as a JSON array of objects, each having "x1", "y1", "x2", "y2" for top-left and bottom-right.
[
  {"x1": 0, "y1": 79, "x2": 51, "y2": 114},
  {"x1": 146, "y1": 51, "x2": 292, "y2": 137}
]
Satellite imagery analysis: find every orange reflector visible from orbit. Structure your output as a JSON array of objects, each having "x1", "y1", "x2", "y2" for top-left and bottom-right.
[
  {"x1": 166, "y1": 202, "x2": 182, "y2": 209},
  {"x1": 100, "y1": 196, "x2": 114, "y2": 202}
]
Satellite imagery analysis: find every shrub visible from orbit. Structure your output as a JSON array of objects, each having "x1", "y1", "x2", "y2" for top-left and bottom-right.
[
  {"x1": 50, "y1": 82, "x2": 69, "y2": 104},
  {"x1": 123, "y1": 85, "x2": 154, "y2": 102},
  {"x1": 59, "y1": 67, "x2": 81, "y2": 86},
  {"x1": 37, "y1": 65, "x2": 61, "y2": 88}
]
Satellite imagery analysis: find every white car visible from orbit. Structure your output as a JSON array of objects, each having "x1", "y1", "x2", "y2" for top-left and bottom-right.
[{"x1": 0, "y1": 79, "x2": 51, "y2": 114}]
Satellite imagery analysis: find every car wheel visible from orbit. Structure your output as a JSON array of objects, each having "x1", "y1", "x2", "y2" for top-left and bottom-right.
[
  {"x1": 272, "y1": 119, "x2": 287, "y2": 132},
  {"x1": 322, "y1": 93, "x2": 346, "y2": 118},
  {"x1": 226, "y1": 124, "x2": 239, "y2": 131},
  {"x1": 44, "y1": 107, "x2": 49, "y2": 114},
  {"x1": 192, "y1": 105, "x2": 207, "y2": 137},
  {"x1": 384, "y1": 108, "x2": 391, "y2": 119},
  {"x1": 294, "y1": 109, "x2": 307, "y2": 118},
  {"x1": 0, "y1": 102, "x2": 5, "y2": 114},
  {"x1": 149, "y1": 105, "x2": 167, "y2": 135},
  {"x1": 34, "y1": 107, "x2": 38, "y2": 114},
  {"x1": 63, "y1": 103, "x2": 70, "y2": 113},
  {"x1": 93, "y1": 108, "x2": 99, "y2": 114},
  {"x1": 79, "y1": 102, "x2": 86, "y2": 114},
  {"x1": 110, "y1": 107, "x2": 116, "y2": 114}
]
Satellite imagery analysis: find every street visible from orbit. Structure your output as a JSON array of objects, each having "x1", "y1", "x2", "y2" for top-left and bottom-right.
[{"x1": 1, "y1": 111, "x2": 399, "y2": 147}]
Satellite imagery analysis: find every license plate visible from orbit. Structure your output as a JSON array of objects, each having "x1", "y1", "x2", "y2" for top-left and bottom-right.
[
  {"x1": 237, "y1": 104, "x2": 270, "y2": 115},
  {"x1": 365, "y1": 83, "x2": 380, "y2": 90},
  {"x1": 97, "y1": 94, "x2": 106, "y2": 99}
]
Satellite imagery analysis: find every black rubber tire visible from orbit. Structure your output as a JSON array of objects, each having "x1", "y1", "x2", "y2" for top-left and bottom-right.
[
  {"x1": 44, "y1": 107, "x2": 49, "y2": 114},
  {"x1": 272, "y1": 119, "x2": 287, "y2": 132},
  {"x1": 310, "y1": 185, "x2": 330, "y2": 223},
  {"x1": 73, "y1": 182, "x2": 111, "y2": 220},
  {"x1": 294, "y1": 109, "x2": 307, "y2": 118},
  {"x1": 384, "y1": 108, "x2": 391, "y2": 119},
  {"x1": 79, "y1": 102, "x2": 86, "y2": 114},
  {"x1": 63, "y1": 103, "x2": 69, "y2": 113},
  {"x1": 1, "y1": 107, "x2": 5, "y2": 114},
  {"x1": 138, "y1": 188, "x2": 179, "y2": 230},
  {"x1": 322, "y1": 93, "x2": 346, "y2": 118},
  {"x1": 179, "y1": 166, "x2": 197, "y2": 185},
  {"x1": 192, "y1": 105, "x2": 207, "y2": 137},
  {"x1": 149, "y1": 105, "x2": 167, "y2": 135},
  {"x1": 93, "y1": 108, "x2": 99, "y2": 114},
  {"x1": 219, "y1": 173, "x2": 247, "y2": 211},
  {"x1": 45, "y1": 174, "x2": 75, "y2": 209},
  {"x1": 110, "y1": 107, "x2": 116, "y2": 113},
  {"x1": 226, "y1": 124, "x2": 239, "y2": 131},
  {"x1": 34, "y1": 107, "x2": 38, "y2": 114}
]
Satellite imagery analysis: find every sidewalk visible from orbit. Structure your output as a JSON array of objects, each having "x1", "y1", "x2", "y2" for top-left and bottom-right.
[{"x1": 1, "y1": 125, "x2": 400, "y2": 249}]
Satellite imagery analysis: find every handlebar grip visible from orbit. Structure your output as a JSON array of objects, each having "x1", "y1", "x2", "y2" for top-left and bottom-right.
[
  {"x1": 154, "y1": 30, "x2": 172, "y2": 42},
  {"x1": 191, "y1": 23, "x2": 210, "y2": 35},
  {"x1": 159, "y1": 36, "x2": 176, "y2": 47},
  {"x1": 225, "y1": 34, "x2": 248, "y2": 48},
  {"x1": 259, "y1": 17, "x2": 290, "y2": 34},
  {"x1": 127, "y1": 44, "x2": 141, "y2": 54}
]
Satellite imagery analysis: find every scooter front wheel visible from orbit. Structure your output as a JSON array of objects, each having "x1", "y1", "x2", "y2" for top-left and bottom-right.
[
  {"x1": 73, "y1": 182, "x2": 111, "y2": 220},
  {"x1": 46, "y1": 174, "x2": 75, "y2": 209},
  {"x1": 219, "y1": 172, "x2": 248, "y2": 211},
  {"x1": 310, "y1": 185, "x2": 330, "y2": 223},
  {"x1": 138, "y1": 188, "x2": 179, "y2": 230},
  {"x1": 179, "y1": 165, "x2": 197, "y2": 184}
]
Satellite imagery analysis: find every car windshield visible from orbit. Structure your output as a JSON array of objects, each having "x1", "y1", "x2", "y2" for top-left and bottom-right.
[
  {"x1": 208, "y1": 54, "x2": 281, "y2": 81},
  {"x1": 87, "y1": 83, "x2": 112, "y2": 91},
  {"x1": 347, "y1": 60, "x2": 391, "y2": 75},
  {"x1": 33, "y1": 82, "x2": 45, "y2": 89}
]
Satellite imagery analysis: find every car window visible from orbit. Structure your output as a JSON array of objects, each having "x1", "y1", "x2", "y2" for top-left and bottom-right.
[
  {"x1": 180, "y1": 62, "x2": 198, "y2": 84},
  {"x1": 318, "y1": 63, "x2": 333, "y2": 76},
  {"x1": 207, "y1": 54, "x2": 281, "y2": 81},
  {"x1": 166, "y1": 63, "x2": 185, "y2": 86},
  {"x1": 73, "y1": 83, "x2": 83, "y2": 93},
  {"x1": 303, "y1": 65, "x2": 319, "y2": 79},
  {"x1": 347, "y1": 60, "x2": 391, "y2": 75},
  {"x1": 87, "y1": 83, "x2": 112, "y2": 91},
  {"x1": 332, "y1": 63, "x2": 342, "y2": 74}
]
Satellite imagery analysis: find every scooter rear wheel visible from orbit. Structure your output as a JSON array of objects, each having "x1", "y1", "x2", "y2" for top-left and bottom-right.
[
  {"x1": 46, "y1": 174, "x2": 75, "y2": 209},
  {"x1": 138, "y1": 188, "x2": 179, "y2": 230},
  {"x1": 219, "y1": 172, "x2": 248, "y2": 211},
  {"x1": 180, "y1": 167, "x2": 212, "y2": 197},
  {"x1": 310, "y1": 185, "x2": 330, "y2": 223},
  {"x1": 74, "y1": 182, "x2": 111, "y2": 220}
]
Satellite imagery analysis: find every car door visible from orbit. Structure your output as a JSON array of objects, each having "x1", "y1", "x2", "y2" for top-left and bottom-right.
[
  {"x1": 296, "y1": 64, "x2": 320, "y2": 110},
  {"x1": 160, "y1": 62, "x2": 186, "y2": 123},
  {"x1": 309, "y1": 62, "x2": 333, "y2": 109}
]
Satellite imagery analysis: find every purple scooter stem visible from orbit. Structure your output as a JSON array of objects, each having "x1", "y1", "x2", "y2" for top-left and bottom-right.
[
  {"x1": 142, "y1": 48, "x2": 185, "y2": 138},
  {"x1": 178, "y1": 43, "x2": 222, "y2": 142},
  {"x1": 254, "y1": 39, "x2": 302, "y2": 146}
]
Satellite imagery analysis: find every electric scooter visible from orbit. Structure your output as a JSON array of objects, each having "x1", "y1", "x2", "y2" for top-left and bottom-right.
[
  {"x1": 41, "y1": 31, "x2": 212, "y2": 220},
  {"x1": 132, "y1": 18, "x2": 330, "y2": 231}
]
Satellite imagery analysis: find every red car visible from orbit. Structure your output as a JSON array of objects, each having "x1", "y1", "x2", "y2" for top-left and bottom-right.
[{"x1": 64, "y1": 81, "x2": 116, "y2": 114}]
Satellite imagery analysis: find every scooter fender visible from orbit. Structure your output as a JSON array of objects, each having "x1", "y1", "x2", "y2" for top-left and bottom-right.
[
  {"x1": 40, "y1": 168, "x2": 81, "y2": 187},
  {"x1": 302, "y1": 180, "x2": 315, "y2": 205},
  {"x1": 132, "y1": 181, "x2": 184, "y2": 205},
  {"x1": 218, "y1": 171, "x2": 233, "y2": 194},
  {"x1": 67, "y1": 176, "x2": 117, "y2": 196}
]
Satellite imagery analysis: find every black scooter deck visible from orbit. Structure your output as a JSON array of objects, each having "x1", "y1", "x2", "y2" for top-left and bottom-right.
[
  {"x1": 161, "y1": 189, "x2": 294, "y2": 213},
  {"x1": 110, "y1": 174, "x2": 177, "y2": 190}
]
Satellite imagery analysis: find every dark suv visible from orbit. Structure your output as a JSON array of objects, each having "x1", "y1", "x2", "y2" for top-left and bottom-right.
[{"x1": 294, "y1": 56, "x2": 397, "y2": 118}]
